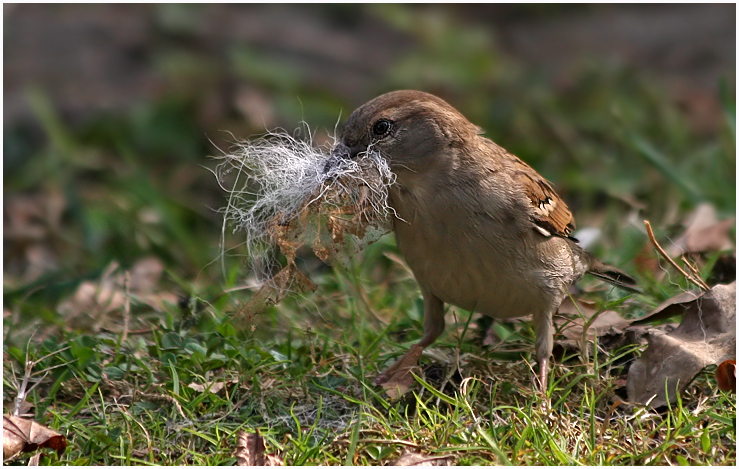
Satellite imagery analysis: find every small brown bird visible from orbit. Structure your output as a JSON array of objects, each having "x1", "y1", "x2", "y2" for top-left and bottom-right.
[{"x1": 332, "y1": 90, "x2": 639, "y2": 391}]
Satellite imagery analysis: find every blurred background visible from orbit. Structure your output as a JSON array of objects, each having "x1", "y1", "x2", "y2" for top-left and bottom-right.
[{"x1": 3, "y1": 3, "x2": 735, "y2": 337}]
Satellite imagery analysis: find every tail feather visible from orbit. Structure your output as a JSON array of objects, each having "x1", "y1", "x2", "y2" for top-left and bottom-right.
[{"x1": 587, "y1": 263, "x2": 642, "y2": 294}]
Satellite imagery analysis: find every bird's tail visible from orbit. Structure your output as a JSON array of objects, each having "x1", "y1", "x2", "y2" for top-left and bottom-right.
[{"x1": 587, "y1": 262, "x2": 642, "y2": 294}]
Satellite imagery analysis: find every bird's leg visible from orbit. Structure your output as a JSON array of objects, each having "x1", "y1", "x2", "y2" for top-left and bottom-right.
[
  {"x1": 534, "y1": 307, "x2": 554, "y2": 393},
  {"x1": 374, "y1": 293, "x2": 445, "y2": 386},
  {"x1": 538, "y1": 357, "x2": 549, "y2": 392}
]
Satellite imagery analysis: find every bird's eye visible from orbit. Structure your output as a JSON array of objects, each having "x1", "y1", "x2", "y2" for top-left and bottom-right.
[{"x1": 372, "y1": 119, "x2": 392, "y2": 137}]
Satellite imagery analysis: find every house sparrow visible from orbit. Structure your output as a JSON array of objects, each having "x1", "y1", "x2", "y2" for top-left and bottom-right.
[{"x1": 332, "y1": 90, "x2": 640, "y2": 391}]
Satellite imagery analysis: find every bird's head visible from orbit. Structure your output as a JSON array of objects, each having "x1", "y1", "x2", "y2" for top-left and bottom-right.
[{"x1": 330, "y1": 90, "x2": 481, "y2": 178}]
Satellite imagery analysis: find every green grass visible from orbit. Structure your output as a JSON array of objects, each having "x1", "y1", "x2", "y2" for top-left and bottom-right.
[
  {"x1": 3, "y1": 5, "x2": 736, "y2": 465},
  {"x1": 4, "y1": 234, "x2": 737, "y2": 465},
  {"x1": 3, "y1": 267, "x2": 737, "y2": 464}
]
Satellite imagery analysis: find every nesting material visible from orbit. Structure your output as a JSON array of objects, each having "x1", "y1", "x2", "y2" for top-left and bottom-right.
[{"x1": 214, "y1": 128, "x2": 395, "y2": 314}]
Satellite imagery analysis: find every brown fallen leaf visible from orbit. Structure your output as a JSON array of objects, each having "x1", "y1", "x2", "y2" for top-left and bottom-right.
[
  {"x1": 377, "y1": 344, "x2": 425, "y2": 400},
  {"x1": 627, "y1": 282, "x2": 736, "y2": 407},
  {"x1": 715, "y1": 360, "x2": 736, "y2": 392},
  {"x1": 555, "y1": 297, "x2": 631, "y2": 345},
  {"x1": 391, "y1": 451, "x2": 454, "y2": 466},
  {"x1": 708, "y1": 253, "x2": 736, "y2": 286},
  {"x1": 57, "y1": 257, "x2": 178, "y2": 332},
  {"x1": 235, "y1": 430, "x2": 283, "y2": 466},
  {"x1": 235, "y1": 85, "x2": 277, "y2": 129},
  {"x1": 187, "y1": 380, "x2": 233, "y2": 394},
  {"x1": 667, "y1": 203, "x2": 735, "y2": 256},
  {"x1": 3, "y1": 415, "x2": 66, "y2": 462},
  {"x1": 633, "y1": 239, "x2": 662, "y2": 278},
  {"x1": 3, "y1": 188, "x2": 66, "y2": 286},
  {"x1": 27, "y1": 452, "x2": 41, "y2": 466},
  {"x1": 629, "y1": 290, "x2": 702, "y2": 326},
  {"x1": 552, "y1": 296, "x2": 646, "y2": 365}
]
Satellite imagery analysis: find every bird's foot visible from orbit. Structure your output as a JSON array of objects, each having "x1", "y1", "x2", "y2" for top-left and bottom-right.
[
  {"x1": 536, "y1": 359, "x2": 552, "y2": 412},
  {"x1": 537, "y1": 357, "x2": 549, "y2": 394},
  {"x1": 373, "y1": 344, "x2": 425, "y2": 399}
]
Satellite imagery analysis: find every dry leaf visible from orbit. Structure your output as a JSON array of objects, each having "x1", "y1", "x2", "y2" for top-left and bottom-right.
[
  {"x1": 634, "y1": 241, "x2": 661, "y2": 278},
  {"x1": 715, "y1": 360, "x2": 736, "y2": 392},
  {"x1": 3, "y1": 415, "x2": 66, "y2": 462},
  {"x1": 668, "y1": 203, "x2": 734, "y2": 256},
  {"x1": 235, "y1": 85, "x2": 276, "y2": 129},
  {"x1": 391, "y1": 451, "x2": 454, "y2": 466},
  {"x1": 3, "y1": 189, "x2": 66, "y2": 285},
  {"x1": 377, "y1": 344, "x2": 424, "y2": 400},
  {"x1": 629, "y1": 290, "x2": 702, "y2": 326},
  {"x1": 627, "y1": 282, "x2": 736, "y2": 407},
  {"x1": 555, "y1": 297, "x2": 631, "y2": 344},
  {"x1": 235, "y1": 430, "x2": 283, "y2": 466},
  {"x1": 27, "y1": 452, "x2": 41, "y2": 466},
  {"x1": 128, "y1": 257, "x2": 166, "y2": 294},
  {"x1": 551, "y1": 296, "x2": 649, "y2": 356},
  {"x1": 57, "y1": 257, "x2": 178, "y2": 332},
  {"x1": 708, "y1": 253, "x2": 736, "y2": 286},
  {"x1": 187, "y1": 379, "x2": 237, "y2": 394}
]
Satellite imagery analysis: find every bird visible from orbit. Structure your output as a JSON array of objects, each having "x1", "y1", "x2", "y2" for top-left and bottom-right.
[{"x1": 331, "y1": 90, "x2": 640, "y2": 392}]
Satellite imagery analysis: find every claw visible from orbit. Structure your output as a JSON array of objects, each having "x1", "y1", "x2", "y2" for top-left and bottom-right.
[{"x1": 374, "y1": 344, "x2": 425, "y2": 398}]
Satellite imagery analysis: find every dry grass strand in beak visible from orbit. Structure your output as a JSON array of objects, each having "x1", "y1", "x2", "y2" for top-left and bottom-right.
[{"x1": 212, "y1": 126, "x2": 395, "y2": 314}]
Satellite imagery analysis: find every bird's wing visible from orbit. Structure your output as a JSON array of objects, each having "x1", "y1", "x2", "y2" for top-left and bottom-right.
[{"x1": 511, "y1": 157, "x2": 575, "y2": 238}]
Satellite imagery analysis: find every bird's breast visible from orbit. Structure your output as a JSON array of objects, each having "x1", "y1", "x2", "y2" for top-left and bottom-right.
[{"x1": 389, "y1": 183, "x2": 576, "y2": 318}]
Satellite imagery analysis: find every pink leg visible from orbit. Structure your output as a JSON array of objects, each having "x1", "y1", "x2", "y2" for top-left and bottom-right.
[
  {"x1": 374, "y1": 293, "x2": 445, "y2": 386},
  {"x1": 534, "y1": 307, "x2": 554, "y2": 392}
]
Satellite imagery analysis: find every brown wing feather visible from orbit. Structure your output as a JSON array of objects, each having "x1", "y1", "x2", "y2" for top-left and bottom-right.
[{"x1": 511, "y1": 157, "x2": 575, "y2": 237}]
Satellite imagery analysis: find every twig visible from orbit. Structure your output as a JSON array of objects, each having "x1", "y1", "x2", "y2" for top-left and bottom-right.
[
  {"x1": 335, "y1": 438, "x2": 422, "y2": 448},
  {"x1": 115, "y1": 397, "x2": 153, "y2": 459},
  {"x1": 644, "y1": 220, "x2": 709, "y2": 292},
  {"x1": 13, "y1": 345, "x2": 71, "y2": 416},
  {"x1": 357, "y1": 438, "x2": 422, "y2": 448},
  {"x1": 681, "y1": 255, "x2": 710, "y2": 291},
  {"x1": 103, "y1": 327, "x2": 155, "y2": 335}
]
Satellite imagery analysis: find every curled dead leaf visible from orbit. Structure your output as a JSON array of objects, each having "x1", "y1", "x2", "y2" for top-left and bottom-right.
[
  {"x1": 629, "y1": 290, "x2": 702, "y2": 326},
  {"x1": 667, "y1": 203, "x2": 734, "y2": 256},
  {"x1": 187, "y1": 379, "x2": 237, "y2": 394},
  {"x1": 555, "y1": 297, "x2": 631, "y2": 345},
  {"x1": 57, "y1": 257, "x2": 177, "y2": 332},
  {"x1": 235, "y1": 430, "x2": 283, "y2": 466},
  {"x1": 3, "y1": 415, "x2": 66, "y2": 462},
  {"x1": 376, "y1": 344, "x2": 425, "y2": 400},
  {"x1": 708, "y1": 253, "x2": 736, "y2": 286},
  {"x1": 627, "y1": 282, "x2": 736, "y2": 407},
  {"x1": 715, "y1": 360, "x2": 736, "y2": 392},
  {"x1": 3, "y1": 189, "x2": 66, "y2": 285}
]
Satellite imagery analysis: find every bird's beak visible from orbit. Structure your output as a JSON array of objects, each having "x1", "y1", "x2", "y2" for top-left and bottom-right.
[
  {"x1": 331, "y1": 142, "x2": 363, "y2": 160},
  {"x1": 324, "y1": 142, "x2": 364, "y2": 174}
]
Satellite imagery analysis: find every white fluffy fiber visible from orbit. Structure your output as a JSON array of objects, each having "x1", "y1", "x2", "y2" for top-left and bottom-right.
[{"x1": 213, "y1": 126, "x2": 396, "y2": 278}]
